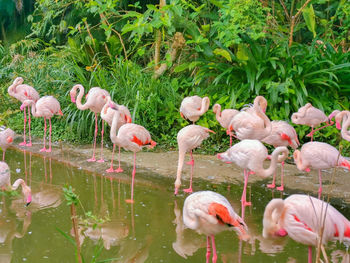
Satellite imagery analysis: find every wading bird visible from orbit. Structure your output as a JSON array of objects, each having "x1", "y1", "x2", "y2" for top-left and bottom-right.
[
  {"x1": 180, "y1": 96, "x2": 210, "y2": 124},
  {"x1": 335, "y1": 110, "x2": 350, "y2": 141},
  {"x1": 0, "y1": 128, "x2": 15, "y2": 161}
]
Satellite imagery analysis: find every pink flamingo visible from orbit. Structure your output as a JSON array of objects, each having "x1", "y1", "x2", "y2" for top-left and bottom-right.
[
  {"x1": 291, "y1": 103, "x2": 333, "y2": 141},
  {"x1": 70, "y1": 84, "x2": 110, "y2": 162},
  {"x1": 212, "y1": 103, "x2": 239, "y2": 146},
  {"x1": 335, "y1": 110, "x2": 350, "y2": 141},
  {"x1": 174, "y1": 125, "x2": 215, "y2": 195},
  {"x1": 183, "y1": 191, "x2": 249, "y2": 263},
  {"x1": 0, "y1": 161, "x2": 31, "y2": 206},
  {"x1": 20, "y1": 96, "x2": 63, "y2": 153},
  {"x1": 228, "y1": 96, "x2": 271, "y2": 140},
  {"x1": 262, "y1": 120, "x2": 300, "y2": 191},
  {"x1": 109, "y1": 104, "x2": 156, "y2": 203},
  {"x1": 0, "y1": 128, "x2": 15, "y2": 161},
  {"x1": 101, "y1": 96, "x2": 132, "y2": 173},
  {"x1": 263, "y1": 194, "x2": 350, "y2": 263},
  {"x1": 217, "y1": 140, "x2": 288, "y2": 218},
  {"x1": 7, "y1": 77, "x2": 40, "y2": 147},
  {"x1": 293, "y1": 141, "x2": 350, "y2": 199},
  {"x1": 180, "y1": 96, "x2": 210, "y2": 123}
]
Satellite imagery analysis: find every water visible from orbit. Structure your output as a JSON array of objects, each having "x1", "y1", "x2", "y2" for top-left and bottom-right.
[{"x1": 2, "y1": 148, "x2": 350, "y2": 262}]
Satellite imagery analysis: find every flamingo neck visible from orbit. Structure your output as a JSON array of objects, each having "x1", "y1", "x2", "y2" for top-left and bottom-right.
[
  {"x1": 340, "y1": 113, "x2": 350, "y2": 141},
  {"x1": 75, "y1": 85, "x2": 89, "y2": 110},
  {"x1": 11, "y1": 179, "x2": 25, "y2": 190},
  {"x1": 258, "y1": 147, "x2": 288, "y2": 178},
  {"x1": 110, "y1": 113, "x2": 121, "y2": 146},
  {"x1": 27, "y1": 100, "x2": 39, "y2": 117}
]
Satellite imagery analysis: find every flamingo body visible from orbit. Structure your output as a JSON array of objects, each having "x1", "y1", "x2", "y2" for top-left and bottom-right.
[
  {"x1": 335, "y1": 110, "x2": 350, "y2": 141},
  {"x1": 0, "y1": 129, "x2": 15, "y2": 161},
  {"x1": 262, "y1": 121, "x2": 299, "y2": 149},
  {"x1": 180, "y1": 96, "x2": 210, "y2": 123}
]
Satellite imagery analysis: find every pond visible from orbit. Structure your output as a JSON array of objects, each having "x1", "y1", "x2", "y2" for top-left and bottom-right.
[{"x1": 2, "y1": 148, "x2": 350, "y2": 262}]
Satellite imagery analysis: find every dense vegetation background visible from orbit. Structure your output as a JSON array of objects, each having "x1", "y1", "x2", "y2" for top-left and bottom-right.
[{"x1": 0, "y1": 0, "x2": 349, "y2": 153}]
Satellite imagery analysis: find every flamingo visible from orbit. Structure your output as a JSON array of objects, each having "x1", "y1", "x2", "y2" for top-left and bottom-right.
[
  {"x1": 212, "y1": 103, "x2": 239, "y2": 146},
  {"x1": 335, "y1": 110, "x2": 350, "y2": 141},
  {"x1": 217, "y1": 140, "x2": 288, "y2": 215},
  {"x1": 228, "y1": 96, "x2": 271, "y2": 140},
  {"x1": 70, "y1": 84, "x2": 110, "y2": 162},
  {"x1": 262, "y1": 120, "x2": 299, "y2": 191},
  {"x1": 101, "y1": 96, "x2": 132, "y2": 173},
  {"x1": 183, "y1": 191, "x2": 249, "y2": 263},
  {"x1": 180, "y1": 96, "x2": 210, "y2": 124},
  {"x1": 0, "y1": 162, "x2": 31, "y2": 206},
  {"x1": 0, "y1": 128, "x2": 15, "y2": 161},
  {"x1": 293, "y1": 141, "x2": 350, "y2": 199},
  {"x1": 7, "y1": 77, "x2": 40, "y2": 147},
  {"x1": 291, "y1": 103, "x2": 333, "y2": 141},
  {"x1": 263, "y1": 194, "x2": 350, "y2": 263},
  {"x1": 20, "y1": 96, "x2": 63, "y2": 153},
  {"x1": 109, "y1": 104, "x2": 156, "y2": 203},
  {"x1": 174, "y1": 125, "x2": 215, "y2": 195}
]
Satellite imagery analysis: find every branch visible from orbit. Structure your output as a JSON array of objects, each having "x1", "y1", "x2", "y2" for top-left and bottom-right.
[{"x1": 278, "y1": 0, "x2": 290, "y2": 21}]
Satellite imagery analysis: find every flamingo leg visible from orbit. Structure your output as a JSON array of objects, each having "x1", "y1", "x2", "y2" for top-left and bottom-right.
[
  {"x1": 88, "y1": 113, "x2": 98, "y2": 162},
  {"x1": 211, "y1": 235, "x2": 217, "y2": 263},
  {"x1": 19, "y1": 107, "x2": 27, "y2": 146},
  {"x1": 115, "y1": 146, "x2": 124, "y2": 173},
  {"x1": 106, "y1": 144, "x2": 116, "y2": 173},
  {"x1": 318, "y1": 169, "x2": 322, "y2": 199},
  {"x1": 206, "y1": 236, "x2": 211, "y2": 263},
  {"x1": 307, "y1": 121, "x2": 333, "y2": 138},
  {"x1": 126, "y1": 152, "x2": 136, "y2": 203},
  {"x1": 97, "y1": 119, "x2": 105, "y2": 163},
  {"x1": 186, "y1": 151, "x2": 194, "y2": 165},
  {"x1": 277, "y1": 161, "x2": 285, "y2": 191},
  {"x1": 241, "y1": 169, "x2": 251, "y2": 207},
  {"x1": 308, "y1": 246, "x2": 312, "y2": 263},
  {"x1": 229, "y1": 134, "x2": 232, "y2": 147},
  {"x1": 267, "y1": 171, "x2": 276, "y2": 189},
  {"x1": 40, "y1": 117, "x2": 47, "y2": 152},
  {"x1": 183, "y1": 150, "x2": 194, "y2": 193},
  {"x1": 2, "y1": 151, "x2": 5, "y2": 161},
  {"x1": 46, "y1": 118, "x2": 52, "y2": 152},
  {"x1": 26, "y1": 106, "x2": 32, "y2": 146}
]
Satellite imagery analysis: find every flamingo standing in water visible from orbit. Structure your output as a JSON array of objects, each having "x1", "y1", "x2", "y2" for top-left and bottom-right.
[
  {"x1": 291, "y1": 103, "x2": 333, "y2": 141},
  {"x1": 183, "y1": 191, "x2": 249, "y2": 263},
  {"x1": 109, "y1": 104, "x2": 156, "y2": 203},
  {"x1": 263, "y1": 194, "x2": 350, "y2": 263},
  {"x1": 0, "y1": 128, "x2": 15, "y2": 161},
  {"x1": 217, "y1": 140, "x2": 288, "y2": 218},
  {"x1": 335, "y1": 110, "x2": 350, "y2": 141},
  {"x1": 0, "y1": 162, "x2": 31, "y2": 206},
  {"x1": 262, "y1": 121, "x2": 299, "y2": 191},
  {"x1": 70, "y1": 84, "x2": 110, "y2": 162},
  {"x1": 180, "y1": 96, "x2": 210, "y2": 124},
  {"x1": 228, "y1": 96, "x2": 271, "y2": 140},
  {"x1": 212, "y1": 103, "x2": 239, "y2": 146},
  {"x1": 7, "y1": 77, "x2": 40, "y2": 146},
  {"x1": 20, "y1": 96, "x2": 63, "y2": 153},
  {"x1": 293, "y1": 141, "x2": 350, "y2": 199},
  {"x1": 101, "y1": 96, "x2": 132, "y2": 173},
  {"x1": 174, "y1": 125, "x2": 215, "y2": 195}
]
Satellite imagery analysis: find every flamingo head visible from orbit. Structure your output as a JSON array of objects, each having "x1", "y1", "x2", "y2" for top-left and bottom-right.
[
  {"x1": 275, "y1": 228, "x2": 288, "y2": 237},
  {"x1": 14, "y1": 77, "x2": 24, "y2": 85},
  {"x1": 6, "y1": 136, "x2": 13, "y2": 144},
  {"x1": 108, "y1": 102, "x2": 118, "y2": 111},
  {"x1": 20, "y1": 101, "x2": 31, "y2": 111},
  {"x1": 217, "y1": 152, "x2": 230, "y2": 163},
  {"x1": 22, "y1": 184, "x2": 32, "y2": 207}
]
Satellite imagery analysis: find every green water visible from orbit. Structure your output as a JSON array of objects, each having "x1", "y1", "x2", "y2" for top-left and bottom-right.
[{"x1": 2, "y1": 149, "x2": 350, "y2": 263}]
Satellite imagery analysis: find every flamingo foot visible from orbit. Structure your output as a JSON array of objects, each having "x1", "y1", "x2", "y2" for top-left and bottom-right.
[
  {"x1": 174, "y1": 188, "x2": 179, "y2": 196},
  {"x1": 87, "y1": 157, "x2": 96, "y2": 162},
  {"x1": 225, "y1": 161, "x2": 232, "y2": 164},
  {"x1": 305, "y1": 168, "x2": 311, "y2": 172},
  {"x1": 306, "y1": 132, "x2": 313, "y2": 137},
  {"x1": 97, "y1": 159, "x2": 105, "y2": 163},
  {"x1": 242, "y1": 200, "x2": 251, "y2": 207},
  {"x1": 183, "y1": 187, "x2": 193, "y2": 194},
  {"x1": 26, "y1": 143, "x2": 32, "y2": 147},
  {"x1": 39, "y1": 148, "x2": 47, "y2": 152},
  {"x1": 125, "y1": 199, "x2": 135, "y2": 204},
  {"x1": 115, "y1": 167, "x2": 123, "y2": 173},
  {"x1": 19, "y1": 142, "x2": 27, "y2": 146},
  {"x1": 267, "y1": 183, "x2": 275, "y2": 189},
  {"x1": 45, "y1": 148, "x2": 52, "y2": 153},
  {"x1": 106, "y1": 167, "x2": 114, "y2": 173},
  {"x1": 276, "y1": 185, "x2": 284, "y2": 191},
  {"x1": 186, "y1": 160, "x2": 194, "y2": 165}
]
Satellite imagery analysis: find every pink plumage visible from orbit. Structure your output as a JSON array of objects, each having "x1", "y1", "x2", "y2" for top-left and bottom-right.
[
  {"x1": 335, "y1": 110, "x2": 350, "y2": 141},
  {"x1": 183, "y1": 191, "x2": 248, "y2": 263},
  {"x1": 180, "y1": 96, "x2": 210, "y2": 123},
  {"x1": 0, "y1": 128, "x2": 15, "y2": 161}
]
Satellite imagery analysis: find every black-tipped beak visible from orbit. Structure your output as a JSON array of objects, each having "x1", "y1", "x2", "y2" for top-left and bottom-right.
[{"x1": 25, "y1": 202, "x2": 31, "y2": 207}]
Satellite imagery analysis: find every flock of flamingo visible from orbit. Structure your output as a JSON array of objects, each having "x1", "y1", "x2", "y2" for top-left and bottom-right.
[{"x1": 1, "y1": 77, "x2": 350, "y2": 262}]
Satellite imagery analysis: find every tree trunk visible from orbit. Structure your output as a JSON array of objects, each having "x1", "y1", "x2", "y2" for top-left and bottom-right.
[{"x1": 154, "y1": 0, "x2": 166, "y2": 70}]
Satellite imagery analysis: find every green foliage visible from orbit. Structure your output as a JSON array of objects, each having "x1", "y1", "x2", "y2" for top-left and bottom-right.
[{"x1": 63, "y1": 185, "x2": 79, "y2": 206}]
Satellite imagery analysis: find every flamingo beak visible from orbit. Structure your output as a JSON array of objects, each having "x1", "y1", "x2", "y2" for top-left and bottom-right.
[
  {"x1": 207, "y1": 129, "x2": 216, "y2": 134},
  {"x1": 276, "y1": 228, "x2": 288, "y2": 237},
  {"x1": 336, "y1": 121, "x2": 341, "y2": 130},
  {"x1": 26, "y1": 194, "x2": 32, "y2": 207},
  {"x1": 217, "y1": 154, "x2": 222, "y2": 160},
  {"x1": 180, "y1": 112, "x2": 185, "y2": 119},
  {"x1": 7, "y1": 137, "x2": 13, "y2": 143},
  {"x1": 20, "y1": 104, "x2": 25, "y2": 111},
  {"x1": 126, "y1": 116, "x2": 132, "y2": 123},
  {"x1": 58, "y1": 109, "x2": 63, "y2": 116}
]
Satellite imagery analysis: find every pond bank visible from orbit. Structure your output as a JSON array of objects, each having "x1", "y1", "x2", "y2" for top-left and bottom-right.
[{"x1": 9, "y1": 136, "x2": 350, "y2": 203}]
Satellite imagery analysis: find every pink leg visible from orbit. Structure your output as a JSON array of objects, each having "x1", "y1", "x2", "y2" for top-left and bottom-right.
[
  {"x1": 241, "y1": 169, "x2": 251, "y2": 207},
  {"x1": 19, "y1": 107, "x2": 27, "y2": 146},
  {"x1": 186, "y1": 151, "x2": 194, "y2": 165},
  {"x1": 88, "y1": 113, "x2": 98, "y2": 162},
  {"x1": 97, "y1": 119, "x2": 105, "y2": 163},
  {"x1": 308, "y1": 246, "x2": 312, "y2": 263},
  {"x1": 46, "y1": 118, "x2": 52, "y2": 152},
  {"x1": 229, "y1": 134, "x2": 232, "y2": 147},
  {"x1": 277, "y1": 161, "x2": 285, "y2": 191},
  {"x1": 307, "y1": 121, "x2": 333, "y2": 139},
  {"x1": 40, "y1": 118, "x2": 47, "y2": 152},
  {"x1": 318, "y1": 169, "x2": 322, "y2": 199},
  {"x1": 115, "y1": 146, "x2": 123, "y2": 173},
  {"x1": 211, "y1": 235, "x2": 217, "y2": 263},
  {"x1": 206, "y1": 236, "x2": 211, "y2": 263},
  {"x1": 184, "y1": 151, "x2": 194, "y2": 193},
  {"x1": 267, "y1": 171, "x2": 276, "y2": 189},
  {"x1": 106, "y1": 144, "x2": 116, "y2": 173},
  {"x1": 26, "y1": 106, "x2": 32, "y2": 146},
  {"x1": 2, "y1": 151, "x2": 5, "y2": 161},
  {"x1": 126, "y1": 152, "x2": 136, "y2": 203}
]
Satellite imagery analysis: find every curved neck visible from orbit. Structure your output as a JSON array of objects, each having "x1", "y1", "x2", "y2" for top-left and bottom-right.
[
  {"x1": 75, "y1": 85, "x2": 89, "y2": 110},
  {"x1": 110, "y1": 113, "x2": 121, "y2": 145},
  {"x1": 27, "y1": 100, "x2": 38, "y2": 117},
  {"x1": 101, "y1": 96, "x2": 111, "y2": 117},
  {"x1": 340, "y1": 113, "x2": 350, "y2": 141},
  {"x1": 255, "y1": 102, "x2": 271, "y2": 137},
  {"x1": 293, "y1": 150, "x2": 306, "y2": 171},
  {"x1": 213, "y1": 104, "x2": 221, "y2": 120},
  {"x1": 258, "y1": 147, "x2": 288, "y2": 178},
  {"x1": 264, "y1": 198, "x2": 285, "y2": 222},
  {"x1": 8, "y1": 83, "x2": 17, "y2": 97},
  {"x1": 199, "y1": 97, "x2": 209, "y2": 115},
  {"x1": 11, "y1": 179, "x2": 25, "y2": 191}
]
